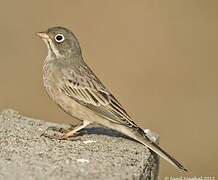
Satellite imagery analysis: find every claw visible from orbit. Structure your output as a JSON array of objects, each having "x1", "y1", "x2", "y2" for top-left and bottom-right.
[
  {"x1": 41, "y1": 123, "x2": 87, "y2": 141},
  {"x1": 41, "y1": 132, "x2": 80, "y2": 141},
  {"x1": 45, "y1": 126, "x2": 65, "y2": 133},
  {"x1": 41, "y1": 125, "x2": 82, "y2": 141}
]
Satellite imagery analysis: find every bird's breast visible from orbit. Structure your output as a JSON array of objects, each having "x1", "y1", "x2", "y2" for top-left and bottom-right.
[
  {"x1": 42, "y1": 60, "x2": 60, "y2": 102},
  {"x1": 42, "y1": 60, "x2": 89, "y2": 121}
]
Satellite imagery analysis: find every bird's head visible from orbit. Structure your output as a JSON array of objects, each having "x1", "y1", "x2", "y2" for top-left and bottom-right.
[{"x1": 37, "y1": 26, "x2": 81, "y2": 58}]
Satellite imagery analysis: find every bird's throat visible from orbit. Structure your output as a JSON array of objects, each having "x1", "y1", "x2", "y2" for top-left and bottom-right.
[{"x1": 44, "y1": 39, "x2": 64, "y2": 59}]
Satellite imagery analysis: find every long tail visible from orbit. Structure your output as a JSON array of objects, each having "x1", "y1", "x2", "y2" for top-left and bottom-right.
[
  {"x1": 135, "y1": 128, "x2": 187, "y2": 171},
  {"x1": 99, "y1": 118, "x2": 187, "y2": 171}
]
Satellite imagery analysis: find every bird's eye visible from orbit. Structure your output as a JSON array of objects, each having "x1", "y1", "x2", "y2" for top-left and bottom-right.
[{"x1": 55, "y1": 34, "x2": 65, "y2": 43}]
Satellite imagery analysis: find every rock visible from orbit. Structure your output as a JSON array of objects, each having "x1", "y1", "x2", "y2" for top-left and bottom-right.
[{"x1": 0, "y1": 109, "x2": 159, "y2": 180}]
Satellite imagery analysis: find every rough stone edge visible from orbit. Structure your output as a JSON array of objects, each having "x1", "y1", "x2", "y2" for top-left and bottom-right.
[{"x1": 0, "y1": 109, "x2": 159, "y2": 180}]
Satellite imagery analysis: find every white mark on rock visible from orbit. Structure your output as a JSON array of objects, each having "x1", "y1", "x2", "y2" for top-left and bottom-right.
[
  {"x1": 77, "y1": 159, "x2": 89, "y2": 163},
  {"x1": 143, "y1": 129, "x2": 150, "y2": 134},
  {"x1": 143, "y1": 129, "x2": 159, "y2": 143},
  {"x1": 83, "y1": 140, "x2": 96, "y2": 144}
]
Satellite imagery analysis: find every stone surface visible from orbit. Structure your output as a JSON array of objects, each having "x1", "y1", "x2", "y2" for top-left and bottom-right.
[{"x1": 0, "y1": 109, "x2": 159, "y2": 180}]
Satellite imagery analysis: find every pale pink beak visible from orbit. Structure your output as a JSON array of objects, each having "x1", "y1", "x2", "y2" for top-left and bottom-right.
[{"x1": 36, "y1": 32, "x2": 49, "y2": 40}]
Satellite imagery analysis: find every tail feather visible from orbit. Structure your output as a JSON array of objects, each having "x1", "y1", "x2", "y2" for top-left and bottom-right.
[
  {"x1": 136, "y1": 129, "x2": 187, "y2": 171},
  {"x1": 100, "y1": 118, "x2": 187, "y2": 171},
  {"x1": 147, "y1": 140, "x2": 187, "y2": 171}
]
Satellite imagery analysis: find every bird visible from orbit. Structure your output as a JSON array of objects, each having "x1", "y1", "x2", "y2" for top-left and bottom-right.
[{"x1": 36, "y1": 26, "x2": 187, "y2": 171}]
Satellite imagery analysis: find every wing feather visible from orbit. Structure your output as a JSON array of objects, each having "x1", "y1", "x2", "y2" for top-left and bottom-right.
[{"x1": 59, "y1": 67, "x2": 138, "y2": 128}]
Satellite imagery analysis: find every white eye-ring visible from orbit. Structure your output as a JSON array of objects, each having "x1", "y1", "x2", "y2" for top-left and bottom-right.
[{"x1": 55, "y1": 34, "x2": 65, "y2": 43}]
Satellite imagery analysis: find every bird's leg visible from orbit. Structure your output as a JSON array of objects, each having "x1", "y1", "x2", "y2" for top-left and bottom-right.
[
  {"x1": 45, "y1": 124, "x2": 77, "y2": 134},
  {"x1": 61, "y1": 120, "x2": 90, "y2": 139},
  {"x1": 41, "y1": 121, "x2": 90, "y2": 140}
]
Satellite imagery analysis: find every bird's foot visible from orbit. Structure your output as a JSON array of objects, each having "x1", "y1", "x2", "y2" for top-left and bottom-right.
[
  {"x1": 44, "y1": 124, "x2": 80, "y2": 133},
  {"x1": 41, "y1": 125, "x2": 82, "y2": 141},
  {"x1": 41, "y1": 132, "x2": 80, "y2": 141}
]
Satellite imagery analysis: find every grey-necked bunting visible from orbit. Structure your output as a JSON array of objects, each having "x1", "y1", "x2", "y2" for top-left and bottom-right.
[{"x1": 36, "y1": 27, "x2": 187, "y2": 171}]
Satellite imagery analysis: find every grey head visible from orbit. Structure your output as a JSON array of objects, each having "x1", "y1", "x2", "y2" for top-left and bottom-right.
[{"x1": 37, "y1": 27, "x2": 82, "y2": 58}]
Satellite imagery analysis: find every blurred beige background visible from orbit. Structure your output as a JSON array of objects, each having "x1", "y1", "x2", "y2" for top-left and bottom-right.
[{"x1": 0, "y1": 0, "x2": 217, "y2": 178}]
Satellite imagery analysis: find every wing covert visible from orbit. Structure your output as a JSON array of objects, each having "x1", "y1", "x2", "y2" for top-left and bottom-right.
[{"x1": 59, "y1": 70, "x2": 138, "y2": 128}]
